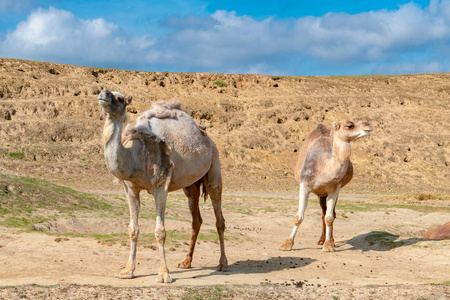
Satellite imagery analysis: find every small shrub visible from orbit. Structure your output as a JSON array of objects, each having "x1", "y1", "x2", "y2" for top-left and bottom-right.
[{"x1": 214, "y1": 80, "x2": 227, "y2": 87}]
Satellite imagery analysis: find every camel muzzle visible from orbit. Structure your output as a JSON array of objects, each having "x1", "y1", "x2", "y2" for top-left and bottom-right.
[
  {"x1": 98, "y1": 92, "x2": 112, "y2": 107},
  {"x1": 356, "y1": 126, "x2": 372, "y2": 139},
  {"x1": 99, "y1": 99, "x2": 111, "y2": 107},
  {"x1": 364, "y1": 125, "x2": 373, "y2": 135}
]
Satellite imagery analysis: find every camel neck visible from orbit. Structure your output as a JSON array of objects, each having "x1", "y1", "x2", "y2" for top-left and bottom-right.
[
  {"x1": 103, "y1": 115, "x2": 132, "y2": 179},
  {"x1": 332, "y1": 135, "x2": 351, "y2": 164}
]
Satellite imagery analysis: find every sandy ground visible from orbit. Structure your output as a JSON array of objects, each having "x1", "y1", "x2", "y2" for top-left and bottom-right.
[{"x1": 1, "y1": 192, "x2": 449, "y2": 299}]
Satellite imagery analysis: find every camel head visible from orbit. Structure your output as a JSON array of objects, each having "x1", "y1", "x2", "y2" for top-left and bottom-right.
[
  {"x1": 332, "y1": 120, "x2": 372, "y2": 142},
  {"x1": 98, "y1": 89, "x2": 132, "y2": 119}
]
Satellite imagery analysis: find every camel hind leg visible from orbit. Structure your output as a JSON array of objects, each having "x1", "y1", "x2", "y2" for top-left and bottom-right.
[
  {"x1": 178, "y1": 181, "x2": 202, "y2": 269},
  {"x1": 317, "y1": 195, "x2": 336, "y2": 245},
  {"x1": 322, "y1": 185, "x2": 340, "y2": 252},
  {"x1": 205, "y1": 148, "x2": 228, "y2": 271},
  {"x1": 317, "y1": 196, "x2": 327, "y2": 245}
]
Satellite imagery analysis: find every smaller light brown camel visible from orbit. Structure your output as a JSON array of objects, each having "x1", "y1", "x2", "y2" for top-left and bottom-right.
[
  {"x1": 281, "y1": 120, "x2": 372, "y2": 252},
  {"x1": 98, "y1": 89, "x2": 227, "y2": 283}
]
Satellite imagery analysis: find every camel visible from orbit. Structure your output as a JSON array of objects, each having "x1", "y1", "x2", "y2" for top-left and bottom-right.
[
  {"x1": 97, "y1": 89, "x2": 227, "y2": 283},
  {"x1": 281, "y1": 120, "x2": 372, "y2": 252}
]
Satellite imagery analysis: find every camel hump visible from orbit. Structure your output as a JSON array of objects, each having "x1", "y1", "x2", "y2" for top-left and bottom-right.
[
  {"x1": 139, "y1": 98, "x2": 208, "y2": 137},
  {"x1": 315, "y1": 123, "x2": 331, "y2": 136},
  {"x1": 294, "y1": 124, "x2": 332, "y2": 182},
  {"x1": 139, "y1": 98, "x2": 183, "y2": 120}
]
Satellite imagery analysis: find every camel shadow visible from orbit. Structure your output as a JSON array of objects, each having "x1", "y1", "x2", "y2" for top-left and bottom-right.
[
  {"x1": 345, "y1": 230, "x2": 425, "y2": 252},
  {"x1": 289, "y1": 244, "x2": 348, "y2": 253},
  {"x1": 171, "y1": 256, "x2": 316, "y2": 280}
]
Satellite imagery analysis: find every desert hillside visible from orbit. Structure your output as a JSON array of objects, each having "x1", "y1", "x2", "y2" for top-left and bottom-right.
[{"x1": 0, "y1": 58, "x2": 449, "y2": 194}]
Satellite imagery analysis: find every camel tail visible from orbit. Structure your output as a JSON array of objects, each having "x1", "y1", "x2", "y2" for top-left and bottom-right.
[{"x1": 201, "y1": 176, "x2": 209, "y2": 202}]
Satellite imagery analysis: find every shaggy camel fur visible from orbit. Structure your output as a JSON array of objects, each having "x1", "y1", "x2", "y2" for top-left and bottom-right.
[
  {"x1": 281, "y1": 120, "x2": 372, "y2": 252},
  {"x1": 98, "y1": 90, "x2": 227, "y2": 283}
]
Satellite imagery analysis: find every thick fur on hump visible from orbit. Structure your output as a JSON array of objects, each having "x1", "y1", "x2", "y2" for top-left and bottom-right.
[
  {"x1": 193, "y1": 119, "x2": 207, "y2": 136},
  {"x1": 138, "y1": 98, "x2": 182, "y2": 120}
]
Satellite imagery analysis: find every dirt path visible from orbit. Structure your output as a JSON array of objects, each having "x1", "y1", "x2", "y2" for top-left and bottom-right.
[{"x1": 0, "y1": 193, "x2": 449, "y2": 299}]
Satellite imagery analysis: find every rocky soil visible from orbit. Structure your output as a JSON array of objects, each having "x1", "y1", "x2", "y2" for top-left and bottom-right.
[{"x1": 0, "y1": 58, "x2": 449, "y2": 194}]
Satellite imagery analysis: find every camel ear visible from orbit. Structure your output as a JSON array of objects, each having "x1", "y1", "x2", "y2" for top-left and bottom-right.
[
  {"x1": 126, "y1": 95, "x2": 132, "y2": 105},
  {"x1": 332, "y1": 121, "x2": 340, "y2": 130}
]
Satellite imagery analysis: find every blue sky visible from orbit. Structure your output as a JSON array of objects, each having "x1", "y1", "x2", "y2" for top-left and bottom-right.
[{"x1": 0, "y1": 0, "x2": 449, "y2": 76}]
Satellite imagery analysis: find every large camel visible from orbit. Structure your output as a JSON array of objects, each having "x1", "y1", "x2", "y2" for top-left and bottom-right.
[
  {"x1": 281, "y1": 120, "x2": 372, "y2": 252},
  {"x1": 98, "y1": 89, "x2": 227, "y2": 283}
]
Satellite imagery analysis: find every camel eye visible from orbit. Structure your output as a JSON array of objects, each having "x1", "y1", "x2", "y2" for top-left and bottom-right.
[{"x1": 347, "y1": 124, "x2": 354, "y2": 129}]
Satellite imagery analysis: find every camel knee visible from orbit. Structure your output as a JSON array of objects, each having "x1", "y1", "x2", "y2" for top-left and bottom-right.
[
  {"x1": 155, "y1": 227, "x2": 166, "y2": 245},
  {"x1": 216, "y1": 217, "x2": 225, "y2": 232},
  {"x1": 207, "y1": 183, "x2": 221, "y2": 201},
  {"x1": 325, "y1": 215, "x2": 335, "y2": 227},
  {"x1": 294, "y1": 214, "x2": 304, "y2": 226},
  {"x1": 128, "y1": 224, "x2": 139, "y2": 242}
]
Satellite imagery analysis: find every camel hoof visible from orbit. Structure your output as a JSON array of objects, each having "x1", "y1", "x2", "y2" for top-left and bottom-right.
[
  {"x1": 322, "y1": 241, "x2": 335, "y2": 252},
  {"x1": 177, "y1": 259, "x2": 192, "y2": 269},
  {"x1": 217, "y1": 259, "x2": 228, "y2": 271},
  {"x1": 117, "y1": 269, "x2": 134, "y2": 279},
  {"x1": 156, "y1": 272, "x2": 173, "y2": 283},
  {"x1": 280, "y1": 238, "x2": 294, "y2": 251},
  {"x1": 317, "y1": 239, "x2": 325, "y2": 245}
]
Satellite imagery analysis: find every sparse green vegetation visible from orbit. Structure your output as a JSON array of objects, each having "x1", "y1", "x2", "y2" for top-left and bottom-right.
[
  {"x1": 0, "y1": 173, "x2": 125, "y2": 230},
  {"x1": 181, "y1": 285, "x2": 234, "y2": 300},
  {"x1": 337, "y1": 200, "x2": 450, "y2": 214},
  {"x1": 36, "y1": 228, "x2": 226, "y2": 247},
  {"x1": 8, "y1": 152, "x2": 24, "y2": 159},
  {"x1": 213, "y1": 79, "x2": 227, "y2": 87},
  {"x1": 222, "y1": 204, "x2": 251, "y2": 215},
  {"x1": 429, "y1": 281, "x2": 450, "y2": 286},
  {"x1": 3, "y1": 216, "x2": 49, "y2": 228},
  {"x1": 0, "y1": 174, "x2": 113, "y2": 215},
  {"x1": 93, "y1": 233, "x2": 130, "y2": 245}
]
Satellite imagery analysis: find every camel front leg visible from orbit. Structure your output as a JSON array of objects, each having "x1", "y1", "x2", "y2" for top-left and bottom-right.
[
  {"x1": 153, "y1": 187, "x2": 172, "y2": 283},
  {"x1": 118, "y1": 184, "x2": 140, "y2": 279},
  {"x1": 323, "y1": 185, "x2": 341, "y2": 252},
  {"x1": 281, "y1": 182, "x2": 310, "y2": 251}
]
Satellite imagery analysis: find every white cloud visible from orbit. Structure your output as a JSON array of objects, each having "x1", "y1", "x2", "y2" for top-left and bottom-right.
[
  {"x1": 149, "y1": 2, "x2": 450, "y2": 74},
  {"x1": 1, "y1": 2, "x2": 450, "y2": 75},
  {"x1": 0, "y1": 7, "x2": 155, "y2": 65}
]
